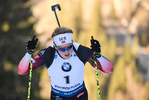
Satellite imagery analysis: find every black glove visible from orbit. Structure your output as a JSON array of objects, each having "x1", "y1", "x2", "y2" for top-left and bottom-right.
[
  {"x1": 90, "y1": 36, "x2": 101, "y2": 58},
  {"x1": 26, "y1": 35, "x2": 38, "y2": 54}
]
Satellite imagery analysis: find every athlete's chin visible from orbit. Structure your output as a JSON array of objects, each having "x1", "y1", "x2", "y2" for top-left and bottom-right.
[{"x1": 64, "y1": 55, "x2": 71, "y2": 59}]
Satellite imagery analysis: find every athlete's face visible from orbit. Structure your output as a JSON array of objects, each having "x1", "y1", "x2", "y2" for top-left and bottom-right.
[{"x1": 55, "y1": 43, "x2": 73, "y2": 59}]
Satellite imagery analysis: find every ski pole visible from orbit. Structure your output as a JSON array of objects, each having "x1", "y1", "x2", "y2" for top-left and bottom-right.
[
  {"x1": 93, "y1": 55, "x2": 101, "y2": 100},
  {"x1": 27, "y1": 53, "x2": 34, "y2": 100},
  {"x1": 91, "y1": 36, "x2": 101, "y2": 100},
  {"x1": 51, "y1": 4, "x2": 61, "y2": 27}
]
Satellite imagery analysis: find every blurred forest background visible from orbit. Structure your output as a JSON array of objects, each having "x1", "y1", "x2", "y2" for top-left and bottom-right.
[{"x1": 0, "y1": 0, "x2": 149, "y2": 100}]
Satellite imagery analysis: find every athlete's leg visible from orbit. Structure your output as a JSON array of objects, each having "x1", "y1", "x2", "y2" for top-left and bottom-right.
[
  {"x1": 74, "y1": 88, "x2": 88, "y2": 100},
  {"x1": 50, "y1": 92, "x2": 63, "y2": 100}
]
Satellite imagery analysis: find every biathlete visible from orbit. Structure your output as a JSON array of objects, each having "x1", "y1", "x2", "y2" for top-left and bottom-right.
[{"x1": 18, "y1": 27, "x2": 113, "y2": 100}]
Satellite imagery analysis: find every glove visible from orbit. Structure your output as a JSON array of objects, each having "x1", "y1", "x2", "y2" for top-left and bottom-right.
[
  {"x1": 90, "y1": 36, "x2": 101, "y2": 58},
  {"x1": 26, "y1": 35, "x2": 38, "y2": 54}
]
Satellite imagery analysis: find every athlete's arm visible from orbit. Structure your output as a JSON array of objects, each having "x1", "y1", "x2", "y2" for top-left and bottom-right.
[
  {"x1": 88, "y1": 55, "x2": 113, "y2": 73},
  {"x1": 77, "y1": 45, "x2": 113, "y2": 73},
  {"x1": 18, "y1": 53, "x2": 44, "y2": 75}
]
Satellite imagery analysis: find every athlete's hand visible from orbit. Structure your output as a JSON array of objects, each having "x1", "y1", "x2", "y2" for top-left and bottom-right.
[
  {"x1": 26, "y1": 35, "x2": 38, "y2": 54},
  {"x1": 90, "y1": 36, "x2": 101, "y2": 58}
]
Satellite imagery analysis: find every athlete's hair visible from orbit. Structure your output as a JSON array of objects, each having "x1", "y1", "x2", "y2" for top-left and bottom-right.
[{"x1": 52, "y1": 27, "x2": 73, "y2": 38}]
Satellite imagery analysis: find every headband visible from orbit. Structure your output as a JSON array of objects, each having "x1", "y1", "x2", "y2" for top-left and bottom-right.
[{"x1": 53, "y1": 33, "x2": 73, "y2": 46}]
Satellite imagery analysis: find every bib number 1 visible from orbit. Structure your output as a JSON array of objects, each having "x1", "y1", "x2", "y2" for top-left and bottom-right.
[{"x1": 64, "y1": 76, "x2": 70, "y2": 84}]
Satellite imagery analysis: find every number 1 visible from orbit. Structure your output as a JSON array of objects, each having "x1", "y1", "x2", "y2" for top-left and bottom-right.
[{"x1": 64, "y1": 76, "x2": 70, "y2": 84}]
